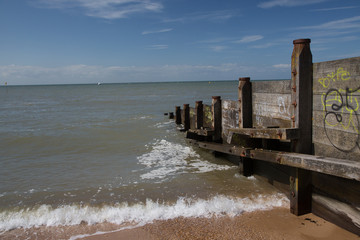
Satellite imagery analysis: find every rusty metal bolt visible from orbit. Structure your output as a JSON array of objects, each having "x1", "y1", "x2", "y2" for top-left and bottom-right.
[
  {"x1": 291, "y1": 191, "x2": 296, "y2": 198},
  {"x1": 292, "y1": 101, "x2": 297, "y2": 108},
  {"x1": 291, "y1": 85, "x2": 296, "y2": 92}
]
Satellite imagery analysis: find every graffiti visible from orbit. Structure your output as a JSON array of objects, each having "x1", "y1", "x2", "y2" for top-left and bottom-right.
[
  {"x1": 318, "y1": 67, "x2": 350, "y2": 88},
  {"x1": 319, "y1": 66, "x2": 360, "y2": 152},
  {"x1": 323, "y1": 87, "x2": 360, "y2": 152},
  {"x1": 278, "y1": 96, "x2": 290, "y2": 116}
]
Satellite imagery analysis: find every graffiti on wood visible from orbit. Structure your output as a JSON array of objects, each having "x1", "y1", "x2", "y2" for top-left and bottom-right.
[{"x1": 320, "y1": 67, "x2": 360, "y2": 152}]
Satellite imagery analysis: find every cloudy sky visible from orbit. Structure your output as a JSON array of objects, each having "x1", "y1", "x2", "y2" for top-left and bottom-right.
[{"x1": 1, "y1": 0, "x2": 359, "y2": 85}]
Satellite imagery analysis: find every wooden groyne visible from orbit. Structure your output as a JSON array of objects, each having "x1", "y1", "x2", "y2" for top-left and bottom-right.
[{"x1": 171, "y1": 39, "x2": 360, "y2": 235}]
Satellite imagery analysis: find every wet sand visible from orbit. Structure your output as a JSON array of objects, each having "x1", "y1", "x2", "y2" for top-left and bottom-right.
[
  {"x1": 2, "y1": 207, "x2": 359, "y2": 240},
  {"x1": 82, "y1": 208, "x2": 359, "y2": 240}
]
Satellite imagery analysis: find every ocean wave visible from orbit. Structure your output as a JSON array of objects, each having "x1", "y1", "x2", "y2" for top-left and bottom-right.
[
  {"x1": 0, "y1": 194, "x2": 289, "y2": 232},
  {"x1": 137, "y1": 139, "x2": 236, "y2": 180}
]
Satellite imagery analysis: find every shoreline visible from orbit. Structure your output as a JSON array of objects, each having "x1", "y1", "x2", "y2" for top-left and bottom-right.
[
  {"x1": 2, "y1": 207, "x2": 359, "y2": 240},
  {"x1": 81, "y1": 208, "x2": 360, "y2": 240}
]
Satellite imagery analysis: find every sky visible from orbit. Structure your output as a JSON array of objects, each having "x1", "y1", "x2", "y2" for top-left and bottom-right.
[{"x1": 0, "y1": 0, "x2": 359, "y2": 85}]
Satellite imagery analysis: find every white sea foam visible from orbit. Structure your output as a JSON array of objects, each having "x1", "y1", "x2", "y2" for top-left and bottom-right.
[
  {"x1": 138, "y1": 139, "x2": 236, "y2": 180},
  {"x1": 138, "y1": 139, "x2": 199, "y2": 180},
  {"x1": 0, "y1": 194, "x2": 289, "y2": 232},
  {"x1": 190, "y1": 160, "x2": 236, "y2": 173}
]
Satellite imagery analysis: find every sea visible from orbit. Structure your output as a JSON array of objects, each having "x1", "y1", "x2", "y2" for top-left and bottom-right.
[{"x1": 0, "y1": 81, "x2": 288, "y2": 239}]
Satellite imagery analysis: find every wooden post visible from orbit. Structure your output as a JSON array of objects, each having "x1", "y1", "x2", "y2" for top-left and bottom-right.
[
  {"x1": 290, "y1": 38, "x2": 313, "y2": 216},
  {"x1": 238, "y1": 77, "x2": 252, "y2": 128},
  {"x1": 212, "y1": 96, "x2": 222, "y2": 143},
  {"x1": 290, "y1": 168, "x2": 312, "y2": 216},
  {"x1": 169, "y1": 112, "x2": 174, "y2": 119},
  {"x1": 291, "y1": 38, "x2": 313, "y2": 154},
  {"x1": 175, "y1": 106, "x2": 181, "y2": 124},
  {"x1": 195, "y1": 101, "x2": 203, "y2": 129},
  {"x1": 238, "y1": 77, "x2": 254, "y2": 176},
  {"x1": 183, "y1": 104, "x2": 190, "y2": 131}
]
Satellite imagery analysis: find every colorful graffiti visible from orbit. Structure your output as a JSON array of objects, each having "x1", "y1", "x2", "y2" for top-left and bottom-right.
[
  {"x1": 320, "y1": 67, "x2": 360, "y2": 152},
  {"x1": 318, "y1": 67, "x2": 350, "y2": 88}
]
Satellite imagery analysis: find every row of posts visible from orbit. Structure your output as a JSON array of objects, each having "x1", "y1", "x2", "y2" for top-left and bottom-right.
[
  {"x1": 173, "y1": 96, "x2": 222, "y2": 143},
  {"x1": 168, "y1": 38, "x2": 313, "y2": 217}
]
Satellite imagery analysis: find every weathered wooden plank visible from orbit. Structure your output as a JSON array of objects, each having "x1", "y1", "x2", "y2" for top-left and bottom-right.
[
  {"x1": 188, "y1": 139, "x2": 251, "y2": 157},
  {"x1": 312, "y1": 193, "x2": 360, "y2": 236},
  {"x1": 203, "y1": 104, "x2": 212, "y2": 128},
  {"x1": 252, "y1": 93, "x2": 292, "y2": 128},
  {"x1": 222, "y1": 100, "x2": 239, "y2": 143},
  {"x1": 313, "y1": 140, "x2": 360, "y2": 163},
  {"x1": 313, "y1": 172, "x2": 360, "y2": 207},
  {"x1": 312, "y1": 93, "x2": 360, "y2": 112},
  {"x1": 248, "y1": 149, "x2": 360, "y2": 181},
  {"x1": 313, "y1": 56, "x2": 360, "y2": 94},
  {"x1": 252, "y1": 80, "x2": 291, "y2": 94},
  {"x1": 312, "y1": 111, "x2": 360, "y2": 134},
  {"x1": 229, "y1": 128, "x2": 299, "y2": 140}
]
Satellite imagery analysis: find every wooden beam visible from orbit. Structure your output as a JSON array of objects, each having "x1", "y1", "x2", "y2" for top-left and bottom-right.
[
  {"x1": 188, "y1": 138, "x2": 360, "y2": 181},
  {"x1": 248, "y1": 149, "x2": 360, "y2": 181},
  {"x1": 229, "y1": 128, "x2": 299, "y2": 140}
]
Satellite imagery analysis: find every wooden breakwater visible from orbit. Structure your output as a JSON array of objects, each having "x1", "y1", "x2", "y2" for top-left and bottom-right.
[{"x1": 171, "y1": 39, "x2": 360, "y2": 235}]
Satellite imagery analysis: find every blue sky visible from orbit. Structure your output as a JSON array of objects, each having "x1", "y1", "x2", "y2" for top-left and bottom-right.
[{"x1": 0, "y1": 0, "x2": 359, "y2": 85}]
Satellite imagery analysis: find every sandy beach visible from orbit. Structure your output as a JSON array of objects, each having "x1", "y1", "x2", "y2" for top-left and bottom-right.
[{"x1": 2, "y1": 207, "x2": 359, "y2": 240}]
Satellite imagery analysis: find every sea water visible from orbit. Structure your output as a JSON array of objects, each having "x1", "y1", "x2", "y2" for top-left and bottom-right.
[{"x1": 0, "y1": 81, "x2": 288, "y2": 238}]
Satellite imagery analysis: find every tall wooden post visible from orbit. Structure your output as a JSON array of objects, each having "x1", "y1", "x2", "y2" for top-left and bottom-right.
[
  {"x1": 183, "y1": 104, "x2": 190, "y2": 131},
  {"x1": 212, "y1": 96, "x2": 222, "y2": 143},
  {"x1": 290, "y1": 38, "x2": 313, "y2": 216},
  {"x1": 195, "y1": 101, "x2": 203, "y2": 129},
  {"x1": 175, "y1": 106, "x2": 181, "y2": 124},
  {"x1": 238, "y1": 77, "x2": 252, "y2": 128},
  {"x1": 238, "y1": 77, "x2": 253, "y2": 176}
]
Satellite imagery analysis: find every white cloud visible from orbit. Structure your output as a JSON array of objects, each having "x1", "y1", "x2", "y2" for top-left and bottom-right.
[
  {"x1": 163, "y1": 10, "x2": 236, "y2": 23},
  {"x1": 258, "y1": 0, "x2": 326, "y2": 8},
  {"x1": 142, "y1": 28, "x2": 173, "y2": 35},
  {"x1": 299, "y1": 16, "x2": 360, "y2": 30},
  {"x1": 34, "y1": 0, "x2": 163, "y2": 19},
  {"x1": 273, "y1": 64, "x2": 290, "y2": 69},
  {"x1": 310, "y1": 6, "x2": 360, "y2": 12},
  {"x1": 234, "y1": 35, "x2": 264, "y2": 43},
  {"x1": 210, "y1": 46, "x2": 227, "y2": 52},
  {"x1": 148, "y1": 45, "x2": 168, "y2": 50}
]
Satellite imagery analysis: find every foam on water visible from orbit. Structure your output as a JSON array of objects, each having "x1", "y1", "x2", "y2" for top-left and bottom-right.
[
  {"x1": 0, "y1": 193, "x2": 289, "y2": 233},
  {"x1": 137, "y1": 139, "x2": 236, "y2": 180}
]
